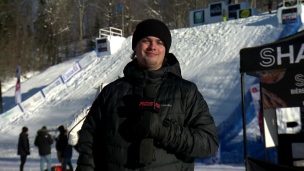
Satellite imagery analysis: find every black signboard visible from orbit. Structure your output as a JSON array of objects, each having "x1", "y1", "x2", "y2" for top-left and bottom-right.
[
  {"x1": 240, "y1": 30, "x2": 304, "y2": 73},
  {"x1": 260, "y1": 68, "x2": 304, "y2": 109},
  {"x1": 210, "y1": 3, "x2": 222, "y2": 17},
  {"x1": 282, "y1": 8, "x2": 298, "y2": 24},
  {"x1": 193, "y1": 10, "x2": 204, "y2": 24},
  {"x1": 228, "y1": 4, "x2": 240, "y2": 19},
  {"x1": 228, "y1": 4, "x2": 240, "y2": 11},
  {"x1": 229, "y1": 11, "x2": 237, "y2": 19},
  {"x1": 97, "y1": 38, "x2": 107, "y2": 52}
]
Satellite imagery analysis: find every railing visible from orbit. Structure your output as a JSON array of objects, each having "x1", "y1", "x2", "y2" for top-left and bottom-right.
[
  {"x1": 99, "y1": 27, "x2": 123, "y2": 38},
  {"x1": 282, "y1": 0, "x2": 304, "y2": 7}
]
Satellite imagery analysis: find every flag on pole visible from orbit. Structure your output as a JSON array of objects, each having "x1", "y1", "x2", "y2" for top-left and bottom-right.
[
  {"x1": 15, "y1": 66, "x2": 21, "y2": 104},
  {"x1": 116, "y1": 1, "x2": 123, "y2": 13}
]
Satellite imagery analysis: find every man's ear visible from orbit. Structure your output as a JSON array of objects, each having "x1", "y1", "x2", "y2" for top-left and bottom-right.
[{"x1": 130, "y1": 51, "x2": 136, "y2": 60}]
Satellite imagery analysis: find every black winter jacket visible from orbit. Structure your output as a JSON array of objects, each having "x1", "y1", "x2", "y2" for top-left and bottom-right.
[
  {"x1": 60, "y1": 134, "x2": 73, "y2": 159},
  {"x1": 62, "y1": 144, "x2": 73, "y2": 159},
  {"x1": 17, "y1": 132, "x2": 30, "y2": 156},
  {"x1": 76, "y1": 54, "x2": 219, "y2": 171},
  {"x1": 34, "y1": 129, "x2": 53, "y2": 156},
  {"x1": 56, "y1": 133, "x2": 67, "y2": 151}
]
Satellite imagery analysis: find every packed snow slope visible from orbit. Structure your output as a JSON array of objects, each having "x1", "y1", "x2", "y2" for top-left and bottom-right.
[{"x1": 0, "y1": 14, "x2": 285, "y2": 161}]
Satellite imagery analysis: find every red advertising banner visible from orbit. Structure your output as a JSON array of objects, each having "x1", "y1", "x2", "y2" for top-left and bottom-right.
[
  {"x1": 15, "y1": 66, "x2": 21, "y2": 104},
  {"x1": 260, "y1": 68, "x2": 304, "y2": 109}
]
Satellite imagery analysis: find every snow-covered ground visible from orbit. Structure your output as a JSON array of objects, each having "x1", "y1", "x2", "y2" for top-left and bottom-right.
[
  {"x1": 0, "y1": 160, "x2": 245, "y2": 171},
  {"x1": 1, "y1": 11, "x2": 302, "y2": 170}
]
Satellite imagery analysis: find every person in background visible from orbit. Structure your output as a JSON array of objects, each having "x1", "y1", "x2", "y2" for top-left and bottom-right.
[
  {"x1": 61, "y1": 130, "x2": 74, "y2": 171},
  {"x1": 55, "y1": 125, "x2": 66, "y2": 163},
  {"x1": 267, "y1": 0, "x2": 273, "y2": 14},
  {"x1": 17, "y1": 126, "x2": 30, "y2": 171},
  {"x1": 34, "y1": 126, "x2": 53, "y2": 171},
  {"x1": 76, "y1": 19, "x2": 219, "y2": 171}
]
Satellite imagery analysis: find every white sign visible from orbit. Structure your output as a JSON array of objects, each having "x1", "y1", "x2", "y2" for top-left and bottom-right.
[
  {"x1": 61, "y1": 63, "x2": 81, "y2": 83},
  {"x1": 20, "y1": 91, "x2": 45, "y2": 112},
  {"x1": 264, "y1": 109, "x2": 278, "y2": 148},
  {"x1": 42, "y1": 77, "x2": 63, "y2": 98},
  {"x1": 78, "y1": 54, "x2": 95, "y2": 69},
  {"x1": 0, "y1": 105, "x2": 23, "y2": 122}
]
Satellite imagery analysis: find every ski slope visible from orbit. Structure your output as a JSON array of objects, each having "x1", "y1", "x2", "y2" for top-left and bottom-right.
[{"x1": 0, "y1": 13, "x2": 289, "y2": 163}]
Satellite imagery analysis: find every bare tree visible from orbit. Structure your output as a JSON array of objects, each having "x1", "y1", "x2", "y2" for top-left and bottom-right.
[
  {"x1": 78, "y1": 0, "x2": 85, "y2": 54},
  {"x1": 0, "y1": 0, "x2": 15, "y2": 79},
  {"x1": 0, "y1": 0, "x2": 273, "y2": 80},
  {"x1": 34, "y1": 0, "x2": 75, "y2": 67}
]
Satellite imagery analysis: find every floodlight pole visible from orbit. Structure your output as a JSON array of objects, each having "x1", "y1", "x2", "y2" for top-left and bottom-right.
[
  {"x1": 241, "y1": 73, "x2": 248, "y2": 170},
  {"x1": 121, "y1": 6, "x2": 125, "y2": 36},
  {"x1": 0, "y1": 80, "x2": 2, "y2": 114}
]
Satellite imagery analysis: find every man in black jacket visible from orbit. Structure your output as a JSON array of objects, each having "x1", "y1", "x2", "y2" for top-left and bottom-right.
[
  {"x1": 76, "y1": 19, "x2": 219, "y2": 171},
  {"x1": 34, "y1": 126, "x2": 54, "y2": 171},
  {"x1": 55, "y1": 125, "x2": 66, "y2": 163},
  {"x1": 18, "y1": 126, "x2": 30, "y2": 171}
]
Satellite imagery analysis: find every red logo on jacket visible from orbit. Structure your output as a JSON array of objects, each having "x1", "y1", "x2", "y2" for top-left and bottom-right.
[{"x1": 139, "y1": 101, "x2": 160, "y2": 109}]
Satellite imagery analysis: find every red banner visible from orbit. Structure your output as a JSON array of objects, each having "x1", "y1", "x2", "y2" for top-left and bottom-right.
[{"x1": 15, "y1": 66, "x2": 21, "y2": 104}]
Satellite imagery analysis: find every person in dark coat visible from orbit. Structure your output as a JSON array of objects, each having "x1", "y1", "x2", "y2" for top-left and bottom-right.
[
  {"x1": 34, "y1": 126, "x2": 53, "y2": 171},
  {"x1": 55, "y1": 125, "x2": 66, "y2": 163},
  {"x1": 18, "y1": 126, "x2": 30, "y2": 171},
  {"x1": 61, "y1": 130, "x2": 73, "y2": 171},
  {"x1": 76, "y1": 19, "x2": 219, "y2": 171}
]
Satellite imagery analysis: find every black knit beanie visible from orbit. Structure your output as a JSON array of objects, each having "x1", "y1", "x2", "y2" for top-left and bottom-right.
[
  {"x1": 132, "y1": 19, "x2": 172, "y2": 56},
  {"x1": 22, "y1": 126, "x2": 28, "y2": 132},
  {"x1": 58, "y1": 125, "x2": 65, "y2": 133}
]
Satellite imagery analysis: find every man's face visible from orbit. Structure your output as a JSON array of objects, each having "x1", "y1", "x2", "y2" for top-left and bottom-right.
[{"x1": 135, "y1": 36, "x2": 166, "y2": 70}]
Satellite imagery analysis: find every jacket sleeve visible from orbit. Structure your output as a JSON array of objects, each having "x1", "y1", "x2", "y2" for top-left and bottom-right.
[
  {"x1": 67, "y1": 107, "x2": 89, "y2": 146},
  {"x1": 22, "y1": 135, "x2": 30, "y2": 154},
  {"x1": 76, "y1": 95, "x2": 103, "y2": 171},
  {"x1": 68, "y1": 120, "x2": 85, "y2": 146},
  {"x1": 56, "y1": 135, "x2": 65, "y2": 151},
  {"x1": 160, "y1": 84, "x2": 219, "y2": 159},
  {"x1": 26, "y1": 137, "x2": 30, "y2": 155},
  {"x1": 48, "y1": 134, "x2": 54, "y2": 145},
  {"x1": 20, "y1": 134, "x2": 30, "y2": 154},
  {"x1": 34, "y1": 136, "x2": 38, "y2": 146}
]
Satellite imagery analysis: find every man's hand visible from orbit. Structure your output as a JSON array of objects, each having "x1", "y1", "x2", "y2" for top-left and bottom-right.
[{"x1": 134, "y1": 112, "x2": 168, "y2": 141}]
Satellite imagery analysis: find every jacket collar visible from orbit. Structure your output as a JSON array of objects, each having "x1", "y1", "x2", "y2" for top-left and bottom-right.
[{"x1": 123, "y1": 53, "x2": 182, "y2": 87}]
